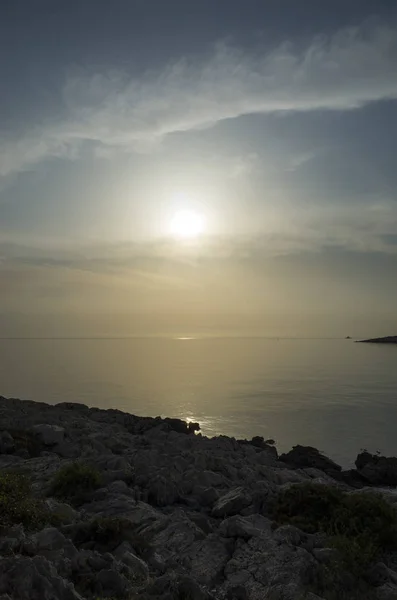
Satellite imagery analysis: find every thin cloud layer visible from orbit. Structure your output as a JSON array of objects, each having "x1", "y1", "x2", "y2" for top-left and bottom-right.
[
  {"x1": 1, "y1": 196, "x2": 397, "y2": 268},
  {"x1": 1, "y1": 20, "x2": 397, "y2": 177}
]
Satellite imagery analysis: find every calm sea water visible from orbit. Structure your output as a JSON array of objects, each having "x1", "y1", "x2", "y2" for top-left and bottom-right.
[{"x1": 1, "y1": 338, "x2": 396, "y2": 467}]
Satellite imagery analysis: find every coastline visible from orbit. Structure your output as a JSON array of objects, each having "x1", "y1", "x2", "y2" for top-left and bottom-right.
[{"x1": 1, "y1": 395, "x2": 397, "y2": 600}]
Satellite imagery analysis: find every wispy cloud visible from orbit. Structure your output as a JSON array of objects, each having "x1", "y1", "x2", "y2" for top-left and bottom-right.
[
  {"x1": 1, "y1": 196, "x2": 397, "y2": 264},
  {"x1": 1, "y1": 20, "x2": 397, "y2": 177}
]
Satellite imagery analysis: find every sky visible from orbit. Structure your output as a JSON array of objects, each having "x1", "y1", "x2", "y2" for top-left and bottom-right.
[{"x1": 1, "y1": 0, "x2": 397, "y2": 338}]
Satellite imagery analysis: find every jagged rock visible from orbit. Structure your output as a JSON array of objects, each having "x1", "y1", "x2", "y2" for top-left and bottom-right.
[
  {"x1": 53, "y1": 442, "x2": 81, "y2": 459},
  {"x1": 148, "y1": 475, "x2": 179, "y2": 506},
  {"x1": 25, "y1": 528, "x2": 78, "y2": 563},
  {"x1": 0, "y1": 431, "x2": 15, "y2": 454},
  {"x1": 81, "y1": 485, "x2": 138, "y2": 518},
  {"x1": 45, "y1": 499, "x2": 79, "y2": 524},
  {"x1": 192, "y1": 485, "x2": 219, "y2": 507},
  {"x1": 212, "y1": 487, "x2": 252, "y2": 518},
  {"x1": 55, "y1": 402, "x2": 89, "y2": 412},
  {"x1": 187, "y1": 534, "x2": 234, "y2": 585},
  {"x1": 96, "y1": 568, "x2": 130, "y2": 597},
  {"x1": 367, "y1": 563, "x2": 395, "y2": 587},
  {"x1": 0, "y1": 525, "x2": 26, "y2": 555},
  {"x1": 164, "y1": 417, "x2": 199, "y2": 435},
  {"x1": 113, "y1": 542, "x2": 149, "y2": 582},
  {"x1": 312, "y1": 547, "x2": 338, "y2": 564},
  {"x1": 280, "y1": 445, "x2": 342, "y2": 474},
  {"x1": 32, "y1": 424, "x2": 65, "y2": 446},
  {"x1": 355, "y1": 451, "x2": 397, "y2": 486},
  {"x1": 356, "y1": 450, "x2": 375, "y2": 470},
  {"x1": 377, "y1": 583, "x2": 397, "y2": 600},
  {"x1": 219, "y1": 515, "x2": 272, "y2": 540},
  {"x1": 177, "y1": 575, "x2": 215, "y2": 600},
  {"x1": 226, "y1": 583, "x2": 248, "y2": 599},
  {"x1": 0, "y1": 555, "x2": 82, "y2": 600},
  {"x1": 273, "y1": 524, "x2": 305, "y2": 546},
  {"x1": 148, "y1": 511, "x2": 205, "y2": 563}
]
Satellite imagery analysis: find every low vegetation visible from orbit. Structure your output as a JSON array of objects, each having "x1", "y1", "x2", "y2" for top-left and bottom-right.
[
  {"x1": 272, "y1": 482, "x2": 397, "y2": 598},
  {"x1": 50, "y1": 462, "x2": 102, "y2": 506},
  {"x1": 70, "y1": 516, "x2": 149, "y2": 556},
  {"x1": 0, "y1": 470, "x2": 48, "y2": 532}
]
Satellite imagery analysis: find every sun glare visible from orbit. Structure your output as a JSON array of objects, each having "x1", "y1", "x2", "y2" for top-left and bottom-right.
[{"x1": 170, "y1": 210, "x2": 205, "y2": 239}]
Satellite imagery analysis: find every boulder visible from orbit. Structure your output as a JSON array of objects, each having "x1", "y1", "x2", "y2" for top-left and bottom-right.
[
  {"x1": 0, "y1": 555, "x2": 82, "y2": 600},
  {"x1": 280, "y1": 445, "x2": 342, "y2": 474},
  {"x1": 177, "y1": 575, "x2": 215, "y2": 600},
  {"x1": 273, "y1": 524, "x2": 305, "y2": 546},
  {"x1": 192, "y1": 485, "x2": 219, "y2": 507},
  {"x1": 45, "y1": 499, "x2": 79, "y2": 524},
  {"x1": 164, "y1": 417, "x2": 199, "y2": 435},
  {"x1": 212, "y1": 487, "x2": 252, "y2": 518},
  {"x1": 55, "y1": 402, "x2": 89, "y2": 412},
  {"x1": 355, "y1": 452, "x2": 397, "y2": 486},
  {"x1": 219, "y1": 515, "x2": 272, "y2": 540},
  {"x1": 148, "y1": 512, "x2": 205, "y2": 562},
  {"x1": 113, "y1": 542, "x2": 149, "y2": 582},
  {"x1": 32, "y1": 424, "x2": 65, "y2": 446},
  {"x1": 0, "y1": 431, "x2": 15, "y2": 454},
  {"x1": 224, "y1": 534, "x2": 317, "y2": 599},
  {"x1": 312, "y1": 547, "x2": 338, "y2": 564},
  {"x1": 147, "y1": 475, "x2": 179, "y2": 507},
  {"x1": 187, "y1": 534, "x2": 233, "y2": 585},
  {"x1": 25, "y1": 528, "x2": 78, "y2": 562},
  {"x1": 377, "y1": 583, "x2": 397, "y2": 600},
  {"x1": 96, "y1": 568, "x2": 130, "y2": 597},
  {"x1": 0, "y1": 525, "x2": 26, "y2": 555},
  {"x1": 30, "y1": 527, "x2": 70, "y2": 552}
]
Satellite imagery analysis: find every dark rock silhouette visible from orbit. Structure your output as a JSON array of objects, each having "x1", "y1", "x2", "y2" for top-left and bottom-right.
[
  {"x1": 355, "y1": 450, "x2": 397, "y2": 486},
  {"x1": 359, "y1": 336, "x2": 397, "y2": 344},
  {"x1": 279, "y1": 444, "x2": 342, "y2": 474}
]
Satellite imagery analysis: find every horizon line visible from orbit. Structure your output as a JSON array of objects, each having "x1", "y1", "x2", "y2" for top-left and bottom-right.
[{"x1": 0, "y1": 335, "x2": 358, "y2": 341}]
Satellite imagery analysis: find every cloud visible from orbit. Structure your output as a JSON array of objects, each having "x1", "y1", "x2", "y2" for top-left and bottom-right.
[
  {"x1": 1, "y1": 19, "x2": 397, "y2": 177},
  {"x1": 1, "y1": 196, "x2": 397, "y2": 267}
]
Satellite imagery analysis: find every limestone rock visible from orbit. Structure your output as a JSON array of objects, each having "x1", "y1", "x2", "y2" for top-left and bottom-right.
[
  {"x1": 355, "y1": 451, "x2": 397, "y2": 486},
  {"x1": 219, "y1": 514, "x2": 272, "y2": 540},
  {"x1": 0, "y1": 431, "x2": 15, "y2": 454},
  {"x1": 280, "y1": 445, "x2": 342, "y2": 474},
  {"x1": 0, "y1": 555, "x2": 82, "y2": 600},
  {"x1": 212, "y1": 487, "x2": 252, "y2": 518},
  {"x1": 32, "y1": 424, "x2": 65, "y2": 446}
]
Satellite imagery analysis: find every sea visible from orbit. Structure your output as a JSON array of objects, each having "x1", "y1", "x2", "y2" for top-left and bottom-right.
[{"x1": 1, "y1": 337, "x2": 396, "y2": 468}]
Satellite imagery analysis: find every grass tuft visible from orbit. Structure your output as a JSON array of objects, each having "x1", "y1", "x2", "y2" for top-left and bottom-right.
[
  {"x1": 50, "y1": 462, "x2": 102, "y2": 506},
  {"x1": 0, "y1": 470, "x2": 48, "y2": 532}
]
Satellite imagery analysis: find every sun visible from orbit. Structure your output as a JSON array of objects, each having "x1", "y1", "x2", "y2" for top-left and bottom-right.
[{"x1": 170, "y1": 210, "x2": 205, "y2": 239}]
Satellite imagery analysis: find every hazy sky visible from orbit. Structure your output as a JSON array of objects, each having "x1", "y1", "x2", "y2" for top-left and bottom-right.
[{"x1": 1, "y1": 0, "x2": 397, "y2": 337}]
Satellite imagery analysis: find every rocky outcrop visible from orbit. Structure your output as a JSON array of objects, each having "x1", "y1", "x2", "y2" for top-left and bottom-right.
[
  {"x1": 0, "y1": 395, "x2": 396, "y2": 600},
  {"x1": 280, "y1": 445, "x2": 342, "y2": 474},
  {"x1": 355, "y1": 451, "x2": 397, "y2": 486},
  {"x1": 359, "y1": 336, "x2": 397, "y2": 344}
]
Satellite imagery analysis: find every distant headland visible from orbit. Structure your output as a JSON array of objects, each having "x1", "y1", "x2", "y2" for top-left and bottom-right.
[{"x1": 358, "y1": 335, "x2": 397, "y2": 344}]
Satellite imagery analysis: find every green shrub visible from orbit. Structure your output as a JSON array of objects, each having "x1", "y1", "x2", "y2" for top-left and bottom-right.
[
  {"x1": 272, "y1": 482, "x2": 343, "y2": 533},
  {"x1": 50, "y1": 462, "x2": 102, "y2": 506},
  {"x1": 0, "y1": 471, "x2": 48, "y2": 532},
  {"x1": 272, "y1": 483, "x2": 397, "y2": 575}
]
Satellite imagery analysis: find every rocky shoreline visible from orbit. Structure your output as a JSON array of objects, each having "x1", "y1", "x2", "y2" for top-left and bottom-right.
[{"x1": 1, "y1": 396, "x2": 397, "y2": 600}]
